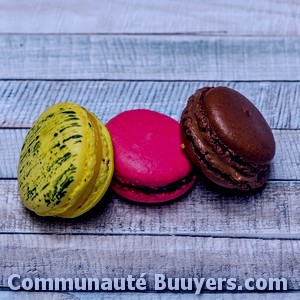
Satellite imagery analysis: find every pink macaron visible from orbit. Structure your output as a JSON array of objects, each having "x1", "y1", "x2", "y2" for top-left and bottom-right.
[{"x1": 106, "y1": 109, "x2": 196, "y2": 203}]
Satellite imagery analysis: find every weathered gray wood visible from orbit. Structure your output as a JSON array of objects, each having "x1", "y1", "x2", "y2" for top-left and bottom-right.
[
  {"x1": 69, "y1": 292, "x2": 300, "y2": 300},
  {"x1": 1, "y1": 291, "x2": 298, "y2": 300},
  {"x1": 0, "y1": 291, "x2": 297, "y2": 299},
  {"x1": 0, "y1": 81, "x2": 299, "y2": 129},
  {"x1": 0, "y1": 234, "x2": 298, "y2": 290},
  {"x1": 0, "y1": 0, "x2": 299, "y2": 36},
  {"x1": 0, "y1": 291, "x2": 75, "y2": 299},
  {"x1": 0, "y1": 36, "x2": 299, "y2": 80},
  {"x1": 1, "y1": 180, "x2": 300, "y2": 237},
  {"x1": 1, "y1": 291, "x2": 297, "y2": 300},
  {"x1": 1, "y1": 129, "x2": 298, "y2": 180}
]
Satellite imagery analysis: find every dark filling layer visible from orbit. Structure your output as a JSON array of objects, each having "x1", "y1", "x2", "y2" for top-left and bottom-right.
[
  {"x1": 190, "y1": 135, "x2": 267, "y2": 190},
  {"x1": 181, "y1": 87, "x2": 269, "y2": 190},
  {"x1": 113, "y1": 173, "x2": 196, "y2": 195}
]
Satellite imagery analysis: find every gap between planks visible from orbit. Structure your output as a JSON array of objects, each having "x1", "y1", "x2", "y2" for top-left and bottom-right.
[{"x1": 1, "y1": 231, "x2": 300, "y2": 241}]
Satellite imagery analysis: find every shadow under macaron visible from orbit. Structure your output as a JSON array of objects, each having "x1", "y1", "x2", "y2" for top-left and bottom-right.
[
  {"x1": 22, "y1": 189, "x2": 114, "y2": 228},
  {"x1": 198, "y1": 173, "x2": 267, "y2": 198}
]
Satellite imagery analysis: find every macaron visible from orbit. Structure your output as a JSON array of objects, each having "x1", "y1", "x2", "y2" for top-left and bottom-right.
[
  {"x1": 18, "y1": 102, "x2": 114, "y2": 218},
  {"x1": 180, "y1": 86, "x2": 275, "y2": 190},
  {"x1": 106, "y1": 109, "x2": 196, "y2": 203}
]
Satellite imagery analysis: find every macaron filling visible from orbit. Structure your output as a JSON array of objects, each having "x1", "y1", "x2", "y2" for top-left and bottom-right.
[
  {"x1": 113, "y1": 172, "x2": 196, "y2": 195},
  {"x1": 181, "y1": 87, "x2": 269, "y2": 190}
]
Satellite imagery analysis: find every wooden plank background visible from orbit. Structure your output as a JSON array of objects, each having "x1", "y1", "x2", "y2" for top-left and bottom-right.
[
  {"x1": 2, "y1": 234, "x2": 300, "y2": 289},
  {"x1": 71, "y1": 293, "x2": 300, "y2": 300},
  {"x1": 0, "y1": 1, "x2": 300, "y2": 299},
  {"x1": 0, "y1": 35, "x2": 299, "y2": 80},
  {"x1": 68, "y1": 293, "x2": 300, "y2": 300},
  {"x1": 0, "y1": 0, "x2": 299, "y2": 36},
  {"x1": 0, "y1": 180, "x2": 299, "y2": 237},
  {"x1": 0, "y1": 81, "x2": 299, "y2": 128},
  {"x1": 0, "y1": 291, "x2": 299, "y2": 299}
]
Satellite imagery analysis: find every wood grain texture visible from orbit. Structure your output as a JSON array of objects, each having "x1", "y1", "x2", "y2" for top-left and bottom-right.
[
  {"x1": 0, "y1": 291, "x2": 297, "y2": 299},
  {"x1": 68, "y1": 292, "x2": 300, "y2": 300},
  {"x1": 1, "y1": 180, "x2": 300, "y2": 238},
  {"x1": 0, "y1": 234, "x2": 298, "y2": 290},
  {"x1": 0, "y1": 0, "x2": 299, "y2": 36},
  {"x1": 0, "y1": 291, "x2": 74, "y2": 299},
  {"x1": 1, "y1": 129, "x2": 299, "y2": 180},
  {"x1": 0, "y1": 35, "x2": 299, "y2": 80},
  {"x1": 0, "y1": 81, "x2": 299, "y2": 129}
]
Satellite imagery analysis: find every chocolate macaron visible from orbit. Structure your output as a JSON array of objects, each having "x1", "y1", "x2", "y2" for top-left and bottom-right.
[{"x1": 180, "y1": 86, "x2": 275, "y2": 190}]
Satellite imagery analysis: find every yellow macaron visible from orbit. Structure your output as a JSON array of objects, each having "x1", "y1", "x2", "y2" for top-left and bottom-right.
[{"x1": 18, "y1": 102, "x2": 114, "y2": 218}]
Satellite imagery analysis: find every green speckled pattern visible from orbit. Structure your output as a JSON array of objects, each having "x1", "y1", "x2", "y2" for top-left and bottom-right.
[{"x1": 18, "y1": 102, "x2": 99, "y2": 216}]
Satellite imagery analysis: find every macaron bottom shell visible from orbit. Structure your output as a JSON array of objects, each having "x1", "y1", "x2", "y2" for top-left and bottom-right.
[{"x1": 111, "y1": 174, "x2": 196, "y2": 203}]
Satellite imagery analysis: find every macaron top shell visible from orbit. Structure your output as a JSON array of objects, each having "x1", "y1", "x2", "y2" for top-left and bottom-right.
[
  {"x1": 106, "y1": 109, "x2": 194, "y2": 189},
  {"x1": 204, "y1": 87, "x2": 275, "y2": 164}
]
